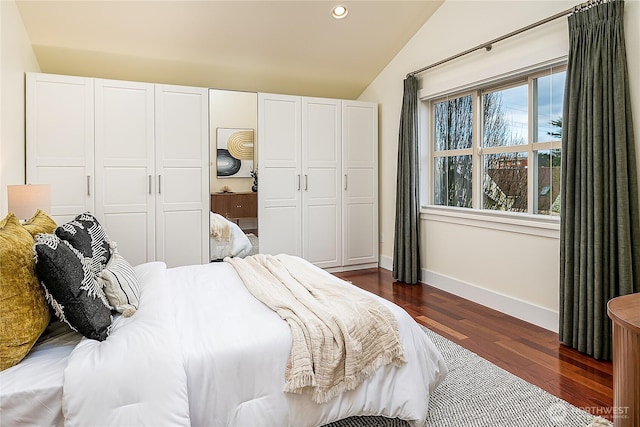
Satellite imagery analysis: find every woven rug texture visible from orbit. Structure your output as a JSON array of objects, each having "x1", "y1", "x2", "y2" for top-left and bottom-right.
[
  {"x1": 246, "y1": 233, "x2": 259, "y2": 256},
  {"x1": 323, "y1": 326, "x2": 612, "y2": 427}
]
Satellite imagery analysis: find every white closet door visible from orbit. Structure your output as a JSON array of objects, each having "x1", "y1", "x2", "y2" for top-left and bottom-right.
[
  {"x1": 26, "y1": 73, "x2": 94, "y2": 224},
  {"x1": 302, "y1": 97, "x2": 342, "y2": 268},
  {"x1": 155, "y1": 85, "x2": 209, "y2": 267},
  {"x1": 94, "y1": 79, "x2": 155, "y2": 266},
  {"x1": 342, "y1": 100, "x2": 379, "y2": 267},
  {"x1": 258, "y1": 93, "x2": 302, "y2": 256}
]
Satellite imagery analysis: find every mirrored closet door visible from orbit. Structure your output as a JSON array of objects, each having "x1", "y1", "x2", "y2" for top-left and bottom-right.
[{"x1": 208, "y1": 89, "x2": 259, "y2": 261}]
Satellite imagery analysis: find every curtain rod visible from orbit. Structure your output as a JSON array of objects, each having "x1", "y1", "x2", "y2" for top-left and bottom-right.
[{"x1": 406, "y1": 0, "x2": 607, "y2": 78}]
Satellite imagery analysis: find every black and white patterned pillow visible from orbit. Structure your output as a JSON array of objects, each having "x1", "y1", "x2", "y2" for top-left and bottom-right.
[
  {"x1": 55, "y1": 212, "x2": 111, "y2": 275},
  {"x1": 97, "y1": 243, "x2": 140, "y2": 317},
  {"x1": 34, "y1": 233, "x2": 112, "y2": 341}
]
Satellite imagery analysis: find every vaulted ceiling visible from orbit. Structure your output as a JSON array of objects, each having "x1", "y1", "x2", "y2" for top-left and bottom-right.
[{"x1": 16, "y1": 1, "x2": 443, "y2": 99}]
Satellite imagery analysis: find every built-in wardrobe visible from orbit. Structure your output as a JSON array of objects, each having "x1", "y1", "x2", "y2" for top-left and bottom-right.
[
  {"x1": 26, "y1": 73, "x2": 378, "y2": 271},
  {"x1": 258, "y1": 93, "x2": 378, "y2": 270},
  {"x1": 26, "y1": 73, "x2": 209, "y2": 268}
]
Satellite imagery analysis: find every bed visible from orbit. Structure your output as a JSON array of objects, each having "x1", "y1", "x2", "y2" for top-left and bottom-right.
[
  {"x1": 1, "y1": 211, "x2": 447, "y2": 427},
  {"x1": 209, "y1": 211, "x2": 253, "y2": 260},
  {"x1": 1, "y1": 259, "x2": 447, "y2": 427}
]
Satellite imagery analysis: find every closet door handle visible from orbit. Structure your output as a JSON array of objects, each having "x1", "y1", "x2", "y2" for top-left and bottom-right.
[
  {"x1": 297, "y1": 174, "x2": 301, "y2": 191},
  {"x1": 148, "y1": 175, "x2": 152, "y2": 195},
  {"x1": 304, "y1": 174, "x2": 308, "y2": 191},
  {"x1": 344, "y1": 174, "x2": 348, "y2": 190},
  {"x1": 87, "y1": 176, "x2": 91, "y2": 196},
  {"x1": 158, "y1": 175, "x2": 162, "y2": 194}
]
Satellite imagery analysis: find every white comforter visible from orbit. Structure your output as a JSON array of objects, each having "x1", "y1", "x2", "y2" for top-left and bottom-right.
[
  {"x1": 209, "y1": 212, "x2": 253, "y2": 260},
  {"x1": 62, "y1": 260, "x2": 447, "y2": 427}
]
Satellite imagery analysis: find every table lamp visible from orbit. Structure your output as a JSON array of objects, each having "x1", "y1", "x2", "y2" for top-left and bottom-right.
[{"x1": 7, "y1": 184, "x2": 51, "y2": 220}]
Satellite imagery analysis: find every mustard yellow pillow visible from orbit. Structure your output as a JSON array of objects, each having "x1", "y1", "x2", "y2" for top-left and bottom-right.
[
  {"x1": 0, "y1": 213, "x2": 51, "y2": 371},
  {"x1": 22, "y1": 209, "x2": 57, "y2": 237}
]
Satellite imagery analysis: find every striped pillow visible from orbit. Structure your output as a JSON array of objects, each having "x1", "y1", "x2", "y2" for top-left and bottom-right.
[{"x1": 97, "y1": 246, "x2": 140, "y2": 317}]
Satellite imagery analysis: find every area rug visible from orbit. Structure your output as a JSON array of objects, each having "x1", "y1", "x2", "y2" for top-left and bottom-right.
[
  {"x1": 246, "y1": 233, "x2": 259, "y2": 256},
  {"x1": 324, "y1": 326, "x2": 611, "y2": 427}
]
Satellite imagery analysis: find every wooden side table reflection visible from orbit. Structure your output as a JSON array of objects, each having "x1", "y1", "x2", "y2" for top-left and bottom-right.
[{"x1": 607, "y1": 292, "x2": 640, "y2": 427}]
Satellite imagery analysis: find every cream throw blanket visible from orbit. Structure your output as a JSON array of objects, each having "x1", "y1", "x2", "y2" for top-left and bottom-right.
[{"x1": 225, "y1": 254, "x2": 406, "y2": 403}]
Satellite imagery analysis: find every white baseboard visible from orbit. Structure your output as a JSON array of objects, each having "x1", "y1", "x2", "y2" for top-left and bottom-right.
[
  {"x1": 326, "y1": 262, "x2": 379, "y2": 273},
  {"x1": 379, "y1": 255, "x2": 393, "y2": 271},
  {"x1": 378, "y1": 255, "x2": 558, "y2": 333}
]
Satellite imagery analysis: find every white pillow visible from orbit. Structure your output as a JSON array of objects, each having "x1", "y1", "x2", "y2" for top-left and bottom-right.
[{"x1": 97, "y1": 244, "x2": 140, "y2": 317}]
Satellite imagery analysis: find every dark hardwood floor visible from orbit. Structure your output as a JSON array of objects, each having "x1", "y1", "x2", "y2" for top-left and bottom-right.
[{"x1": 334, "y1": 267, "x2": 614, "y2": 421}]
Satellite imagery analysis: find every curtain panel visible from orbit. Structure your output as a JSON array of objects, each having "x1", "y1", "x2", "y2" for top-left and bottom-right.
[
  {"x1": 393, "y1": 76, "x2": 421, "y2": 284},
  {"x1": 560, "y1": 0, "x2": 640, "y2": 360}
]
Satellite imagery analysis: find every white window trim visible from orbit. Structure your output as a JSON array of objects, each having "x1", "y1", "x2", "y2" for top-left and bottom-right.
[
  {"x1": 418, "y1": 56, "x2": 567, "y2": 101},
  {"x1": 419, "y1": 58, "x2": 567, "y2": 237},
  {"x1": 421, "y1": 205, "x2": 560, "y2": 239}
]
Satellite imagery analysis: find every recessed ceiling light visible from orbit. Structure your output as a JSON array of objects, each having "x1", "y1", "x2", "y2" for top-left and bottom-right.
[{"x1": 331, "y1": 5, "x2": 348, "y2": 19}]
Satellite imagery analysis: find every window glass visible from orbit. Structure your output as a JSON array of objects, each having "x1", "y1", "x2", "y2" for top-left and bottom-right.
[
  {"x1": 434, "y1": 155, "x2": 473, "y2": 208},
  {"x1": 434, "y1": 95, "x2": 473, "y2": 151},
  {"x1": 535, "y1": 149, "x2": 562, "y2": 215},
  {"x1": 534, "y1": 71, "x2": 566, "y2": 143},
  {"x1": 482, "y1": 152, "x2": 528, "y2": 212},
  {"x1": 482, "y1": 84, "x2": 528, "y2": 148}
]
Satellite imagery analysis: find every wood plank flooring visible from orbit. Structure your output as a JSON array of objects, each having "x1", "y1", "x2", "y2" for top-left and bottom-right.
[{"x1": 334, "y1": 267, "x2": 614, "y2": 421}]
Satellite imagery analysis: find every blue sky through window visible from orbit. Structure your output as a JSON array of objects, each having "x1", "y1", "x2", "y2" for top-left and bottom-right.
[
  {"x1": 536, "y1": 71, "x2": 566, "y2": 142},
  {"x1": 500, "y1": 85, "x2": 528, "y2": 144}
]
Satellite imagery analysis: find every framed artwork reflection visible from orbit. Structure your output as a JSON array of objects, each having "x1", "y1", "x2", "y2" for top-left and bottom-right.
[{"x1": 216, "y1": 128, "x2": 254, "y2": 178}]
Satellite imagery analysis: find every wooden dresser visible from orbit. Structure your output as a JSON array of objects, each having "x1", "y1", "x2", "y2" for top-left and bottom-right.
[
  {"x1": 210, "y1": 192, "x2": 257, "y2": 220},
  {"x1": 607, "y1": 292, "x2": 640, "y2": 427}
]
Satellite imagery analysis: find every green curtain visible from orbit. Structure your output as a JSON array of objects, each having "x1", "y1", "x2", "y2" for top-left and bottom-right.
[
  {"x1": 560, "y1": 0, "x2": 640, "y2": 361},
  {"x1": 393, "y1": 76, "x2": 421, "y2": 284}
]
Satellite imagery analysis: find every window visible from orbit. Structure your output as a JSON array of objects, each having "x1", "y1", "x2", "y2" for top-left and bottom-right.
[
  {"x1": 433, "y1": 94, "x2": 473, "y2": 207},
  {"x1": 429, "y1": 67, "x2": 565, "y2": 216}
]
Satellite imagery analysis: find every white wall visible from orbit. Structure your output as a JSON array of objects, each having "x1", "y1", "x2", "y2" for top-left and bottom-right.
[
  {"x1": 209, "y1": 89, "x2": 257, "y2": 195},
  {"x1": 359, "y1": 0, "x2": 640, "y2": 332},
  {"x1": 0, "y1": 0, "x2": 40, "y2": 217}
]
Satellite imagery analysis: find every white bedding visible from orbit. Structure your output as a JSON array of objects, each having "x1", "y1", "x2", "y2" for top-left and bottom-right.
[
  {"x1": 167, "y1": 260, "x2": 447, "y2": 426},
  {"x1": 209, "y1": 212, "x2": 252, "y2": 260},
  {"x1": 1, "y1": 259, "x2": 447, "y2": 427},
  {"x1": 0, "y1": 323, "x2": 80, "y2": 426}
]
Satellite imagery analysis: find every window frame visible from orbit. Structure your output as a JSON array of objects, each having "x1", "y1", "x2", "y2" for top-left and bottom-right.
[{"x1": 420, "y1": 61, "x2": 566, "y2": 237}]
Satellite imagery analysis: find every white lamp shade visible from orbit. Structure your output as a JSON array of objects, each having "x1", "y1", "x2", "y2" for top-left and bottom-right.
[{"x1": 7, "y1": 184, "x2": 51, "y2": 220}]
